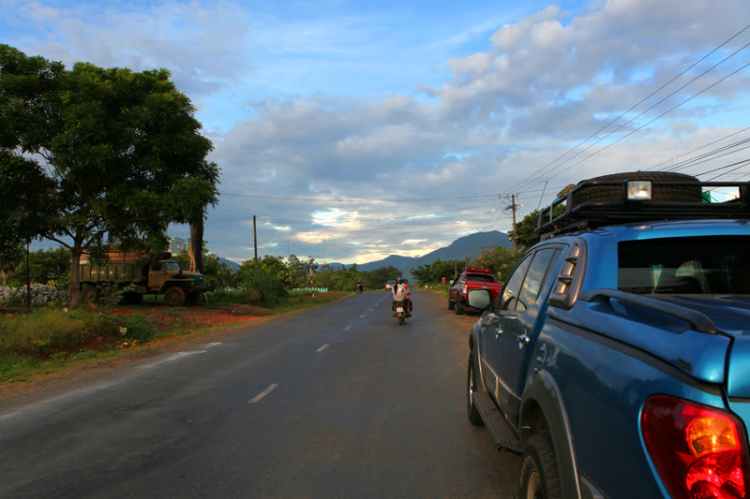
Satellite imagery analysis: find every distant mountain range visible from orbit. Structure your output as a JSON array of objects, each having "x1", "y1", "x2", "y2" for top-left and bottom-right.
[
  {"x1": 350, "y1": 230, "x2": 513, "y2": 278},
  {"x1": 218, "y1": 257, "x2": 241, "y2": 270},
  {"x1": 216, "y1": 231, "x2": 511, "y2": 278}
]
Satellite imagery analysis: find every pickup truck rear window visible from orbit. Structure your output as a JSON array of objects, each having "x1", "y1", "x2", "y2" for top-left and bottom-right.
[{"x1": 618, "y1": 236, "x2": 750, "y2": 295}]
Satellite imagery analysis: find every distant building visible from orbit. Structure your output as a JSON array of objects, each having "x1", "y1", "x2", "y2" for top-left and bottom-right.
[{"x1": 169, "y1": 236, "x2": 188, "y2": 255}]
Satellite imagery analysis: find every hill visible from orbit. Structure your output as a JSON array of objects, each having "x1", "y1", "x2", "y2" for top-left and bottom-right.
[
  {"x1": 218, "y1": 257, "x2": 240, "y2": 270},
  {"x1": 357, "y1": 231, "x2": 512, "y2": 278}
]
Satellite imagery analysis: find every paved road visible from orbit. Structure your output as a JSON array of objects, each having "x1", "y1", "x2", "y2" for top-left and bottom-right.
[{"x1": 0, "y1": 290, "x2": 521, "y2": 498}]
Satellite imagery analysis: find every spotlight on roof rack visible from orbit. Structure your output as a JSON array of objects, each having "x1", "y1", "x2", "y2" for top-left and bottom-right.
[{"x1": 627, "y1": 180, "x2": 652, "y2": 201}]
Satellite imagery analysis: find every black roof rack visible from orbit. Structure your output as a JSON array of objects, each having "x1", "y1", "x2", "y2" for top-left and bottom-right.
[{"x1": 537, "y1": 177, "x2": 750, "y2": 240}]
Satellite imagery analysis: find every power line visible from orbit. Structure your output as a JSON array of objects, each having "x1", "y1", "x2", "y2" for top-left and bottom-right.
[{"x1": 500, "y1": 22, "x2": 750, "y2": 197}]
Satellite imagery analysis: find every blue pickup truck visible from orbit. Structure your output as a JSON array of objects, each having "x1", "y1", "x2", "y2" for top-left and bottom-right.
[{"x1": 465, "y1": 172, "x2": 750, "y2": 499}]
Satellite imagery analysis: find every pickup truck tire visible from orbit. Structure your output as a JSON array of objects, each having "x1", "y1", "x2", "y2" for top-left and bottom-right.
[
  {"x1": 467, "y1": 351, "x2": 484, "y2": 426},
  {"x1": 455, "y1": 300, "x2": 465, "y2": 315},
  {"x1": 448, "y1": 297, "x2": 455, "y2": 310},
  {"x1": 519, "y1": 433, "x2": 562, "y2": 499},
  {"x1": 81, "y1": 286, "x2": 99, "y2": 304},
  {"x1": 164, "y1": 287, "x2": 186, "y2": 307},
  {"x1": 572, "y1": 171, "x2": 702, "y2": 206}
]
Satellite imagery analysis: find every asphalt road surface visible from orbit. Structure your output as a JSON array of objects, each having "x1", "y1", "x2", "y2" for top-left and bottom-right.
[{"x1": 0, "y1": 290, "x2": 521, "y2": 498}]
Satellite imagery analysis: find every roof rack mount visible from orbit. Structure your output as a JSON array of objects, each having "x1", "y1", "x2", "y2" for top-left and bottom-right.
[{"x1": 537, "y1": 179, "x2": 750, "y2": 239}]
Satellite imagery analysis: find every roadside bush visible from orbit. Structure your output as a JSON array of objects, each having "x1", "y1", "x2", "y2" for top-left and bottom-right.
[
  {"x1": 0, "y1": 308, "x2": 156, "y2": 356},
  {"x1": 116, "y1": 313, "x2": 158, "y2": 342},
  {"x1": 0, "y1": 309, "x2": 102, "y2": 355},
  {"x1": 238, "y1": 268, "x2": 288, "y2": 304}
]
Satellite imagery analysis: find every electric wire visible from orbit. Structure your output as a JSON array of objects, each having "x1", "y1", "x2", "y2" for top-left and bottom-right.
[{"x1": 502, "y1": 23, "x2": 750, "y2": 198}]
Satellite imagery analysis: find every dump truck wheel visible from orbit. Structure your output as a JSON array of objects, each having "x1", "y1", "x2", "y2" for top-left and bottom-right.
[
  {"x1": 165, "y1": 287, "x2": 186, "y2": 307},
  {"x1": 81, "y1": 286, "x2": 99, "y2": 304}
]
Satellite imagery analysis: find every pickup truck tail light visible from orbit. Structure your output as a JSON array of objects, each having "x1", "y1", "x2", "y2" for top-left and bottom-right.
[{"x1": 642, "y1": 395, "x2": 750, "y2": 498}]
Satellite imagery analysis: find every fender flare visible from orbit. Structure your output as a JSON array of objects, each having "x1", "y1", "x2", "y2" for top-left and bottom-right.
[
  {"x1": 468, "y1": 325, "x2": 489, "y2": 393},
  {"x1": 520, "y1": 370, "x2": 582, "y2": 499}
]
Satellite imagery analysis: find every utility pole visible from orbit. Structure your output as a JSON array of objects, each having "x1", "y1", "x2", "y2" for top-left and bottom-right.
[
  {"x1": 253, "y1": 215, "x2": 258, "y2": 271},
  {"x1": 505, "y1": 194, "x2": 521, "y2": 252}
]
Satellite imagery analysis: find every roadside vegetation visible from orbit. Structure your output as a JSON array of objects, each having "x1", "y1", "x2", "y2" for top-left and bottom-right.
[
  {"x1": 0, "y1": 244, "x2": 373, "y2": 383},
  {"x1": 0, "y1": 286, "x2": 348, "y2": 384}
]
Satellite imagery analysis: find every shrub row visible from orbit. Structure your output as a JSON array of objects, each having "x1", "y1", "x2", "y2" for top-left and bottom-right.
[{"x1": 0, "y1": 308, "x2": 157, "y2": 356}]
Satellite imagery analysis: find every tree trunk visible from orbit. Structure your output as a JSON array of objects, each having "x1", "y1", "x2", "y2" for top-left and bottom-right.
[
  {"x1": 68, "y1": 245, "x2": 83, "y2": 309},
  {"x1": 189, "y1": 218, "x2": 204, "y2": 274}
]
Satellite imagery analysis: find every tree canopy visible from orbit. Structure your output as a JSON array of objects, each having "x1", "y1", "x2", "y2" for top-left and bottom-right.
[{"x1": 0, "y1": 45, "x2": 220, "y2": 307}]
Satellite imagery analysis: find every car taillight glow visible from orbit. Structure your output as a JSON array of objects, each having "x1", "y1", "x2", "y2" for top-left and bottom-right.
[{"x1": 642, "y1": 396, "x2": 750, "y2": 499}]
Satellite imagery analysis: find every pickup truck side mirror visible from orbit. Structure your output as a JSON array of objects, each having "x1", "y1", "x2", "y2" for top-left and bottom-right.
[{"x1": 466, "y1": 288, "x2": 493, "y2": 311}]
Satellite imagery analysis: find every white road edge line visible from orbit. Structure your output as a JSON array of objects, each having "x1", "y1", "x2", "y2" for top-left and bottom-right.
[
  {"x1": 317, "y1": 344, "x2": 329, "y2": 352},
  {"x1": 249, "y1": 383, "x2": 279, "y2": 404}
]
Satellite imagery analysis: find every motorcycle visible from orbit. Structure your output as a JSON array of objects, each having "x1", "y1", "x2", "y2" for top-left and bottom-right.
[
  {"x1": 356, "y1": 282, "x2": 364, "y2": 294},
  {"x1": 394, "y1": 299, "x2": 407, "y2": 325}
]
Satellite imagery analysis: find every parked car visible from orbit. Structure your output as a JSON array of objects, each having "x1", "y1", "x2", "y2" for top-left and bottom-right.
[
  {"x1": 448, "y1": 267, "x2": 503, "y2": 314},
  {"x1": 465, "y1": 171, "x2": 750, "y2": 498}
]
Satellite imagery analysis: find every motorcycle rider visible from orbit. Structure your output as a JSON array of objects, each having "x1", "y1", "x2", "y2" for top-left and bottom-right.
[
  {"x1": 391, "y1": 277, "x2": 413, "y2": 317},
  {"x1": 356, "y1": 279, "x2": 364, "y2": 294}
]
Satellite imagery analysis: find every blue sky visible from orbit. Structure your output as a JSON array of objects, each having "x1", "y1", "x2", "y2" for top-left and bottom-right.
[{"x1": 4, "y1": 0, "x2": 750, "y2": 265}]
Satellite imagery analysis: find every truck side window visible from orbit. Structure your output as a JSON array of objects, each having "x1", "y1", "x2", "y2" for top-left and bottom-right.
[
  {"x1": 515, "y1": 248, "x2": 559, "y2": 313},
  {"x1": 496, "y1": 256, "x2": 533, "y2": 313}
]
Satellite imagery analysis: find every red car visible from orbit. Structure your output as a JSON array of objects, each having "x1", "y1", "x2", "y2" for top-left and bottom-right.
[{"x1": 448, "y1": 267, "x2": 502, "y2": 314}]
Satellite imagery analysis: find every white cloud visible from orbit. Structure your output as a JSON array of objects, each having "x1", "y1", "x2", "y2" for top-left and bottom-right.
[{"x1": 7, "y1": 0, "x2": 750, "y2": 264}]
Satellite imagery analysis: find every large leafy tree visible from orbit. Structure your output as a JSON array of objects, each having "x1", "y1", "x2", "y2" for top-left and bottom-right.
[
  {"x1": 0, "y1": 45, "x2": 219, "y2": 307},
  {"x1": 0, "y1": 151, "x2": 54, "y2": 284}
]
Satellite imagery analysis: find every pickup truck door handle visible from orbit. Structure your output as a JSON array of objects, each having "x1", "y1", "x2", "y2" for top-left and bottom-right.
[{"x1": 517, "y1": 334, "x2": 530, "y2": 349}]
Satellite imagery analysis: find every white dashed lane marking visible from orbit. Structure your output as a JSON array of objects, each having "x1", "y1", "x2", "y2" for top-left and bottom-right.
[
  {"x1": 317, "y1": 344, "x2": 329, "y2": 352},
  {"x1": 248, "y1": 384, "x2": 279, "y2": 404}
]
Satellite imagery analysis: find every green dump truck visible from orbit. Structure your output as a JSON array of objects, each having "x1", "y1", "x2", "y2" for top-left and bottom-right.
[{"x1": 79, "y1": 249, "x2": 209, "y2": 306}]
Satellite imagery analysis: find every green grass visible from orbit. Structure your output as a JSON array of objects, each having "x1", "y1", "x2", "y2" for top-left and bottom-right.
[
  {"x1": 416, "y1": 283, "x2": 451, "y2": 300},
  {"x1": 0, "y1": 307, "x2": 159, "y2": 383},
  {"x1": 206, "y1": 289, "x2": 348, "y2": 311}
]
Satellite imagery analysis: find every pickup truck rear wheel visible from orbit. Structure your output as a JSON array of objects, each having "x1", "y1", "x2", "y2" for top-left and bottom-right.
[
  {"x1": 519, "y1": 433, "x2": 562, "y2": 499},
  {"x1": 455, "y1": 300, "x2": 465, "y2": 315},
  {"x1": 467, "y1": 351, "x2": 484, "y2": 426},
  {"x1": 164, "y1": 287, "x2": 186, "y2": 307},
  {"x1": 448, "y1": 297, "x2": 455, "y2": 310}
]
